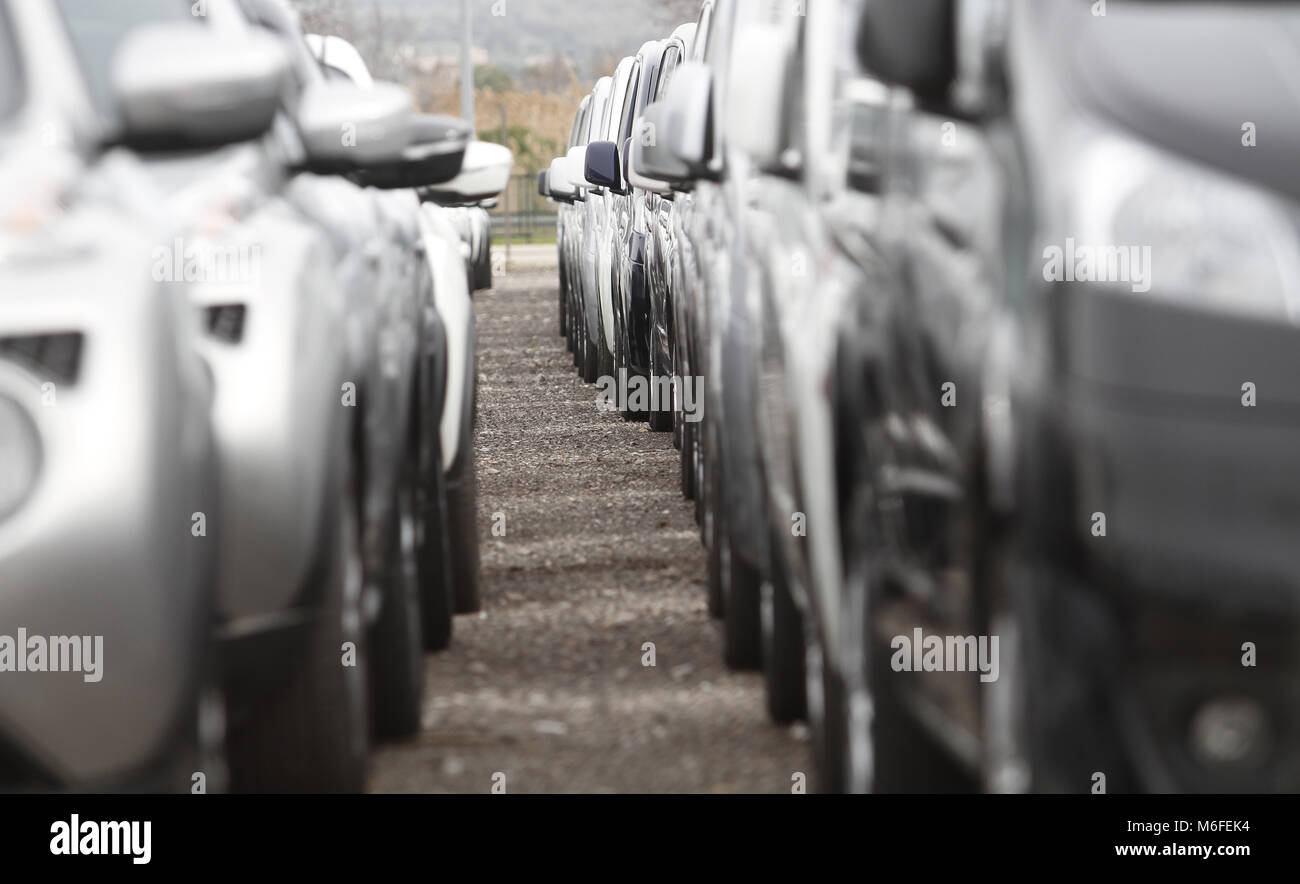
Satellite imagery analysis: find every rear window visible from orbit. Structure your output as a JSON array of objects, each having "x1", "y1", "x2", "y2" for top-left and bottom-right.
[
  {"x1": 54, "y1": 0, "x2": 199, "y2": 115},
  {"x1": 0, "y1": 4, "x2": 22, "y2": 121}
]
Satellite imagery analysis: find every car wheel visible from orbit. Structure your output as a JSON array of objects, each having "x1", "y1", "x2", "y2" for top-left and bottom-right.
[
  {"x1": 804, "y1": 626, "x2": 849, "y2": 793},
  {"x1": 721, "y1": 529, "x2": 763, "y2": 671},
  {"x1": 680, "y1": 417, "x2": 696, "y2": 500},
  {"x1": 761, "y1": 538, "x2": 807, "y2": 724},
  {"x1": 369, "y1": 454, "x2": 427, "y2": 740},
  {"x1": 476, "y1": 240, "x2": 493, "y2": 291},
  {"x1": 227, "y1": 465, "x2": 370, "y2": 792},
  {"x1": 416, "y1": 429, "x2": 456, "y2": 652},
  {"x1": 558, "y1": 257, "x2": 568, "y2": 338},
  {"x1": 647, "y1": 316, "x2": 673, "y2": 432},
  {"x1": 598, "y1": 329, "x2": 615, "y2": 382},
  {"x1": 581, "y1": 327, "x2": 599, "y2": 384},
  {"x1": 837, "y1": 474, "x2": 972, "y2": 793},
  {"x1": 447, "y1": 377, "x2": 481, "y2": 613},
  {"x1": 702, "y1": 424, "x2": 724, "y2": 619}
]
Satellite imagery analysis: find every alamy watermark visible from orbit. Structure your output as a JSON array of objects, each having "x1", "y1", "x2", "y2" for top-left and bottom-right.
[
  {"x1": 0, "y1": 628, "x2": 103, "y2": 683},
  {"x1": 152, "y1": 237, "x2": 262, "y2": 289},
  {"x1": 596, "y1": 370, "x2": 702, "y2": 422},
  {"x1": 1042, "y1": 237, "x2": 1152, "y2": 293},
  {"x1": 890, "y1": 628, "x2": 999, "y2": 683}
]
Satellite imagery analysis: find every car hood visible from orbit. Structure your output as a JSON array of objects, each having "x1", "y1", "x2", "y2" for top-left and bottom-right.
[{"x1": 1038, "y1": 1, "x2": 1300, "y2": 200}]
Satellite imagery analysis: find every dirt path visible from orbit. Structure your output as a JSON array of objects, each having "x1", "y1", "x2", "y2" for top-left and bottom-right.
[{"x1": 368, "y1": 266, "x2": 811, "y2": 793}]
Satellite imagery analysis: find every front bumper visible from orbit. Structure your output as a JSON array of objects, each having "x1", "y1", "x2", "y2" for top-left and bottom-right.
[{"x1": 1012, "y1": 286, "x2": 1300, "y2": 792}]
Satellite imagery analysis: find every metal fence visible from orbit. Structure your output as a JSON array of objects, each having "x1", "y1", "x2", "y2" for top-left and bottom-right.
[{"x1": 486, "y1": 173, "x2": 559, "y2": 243}]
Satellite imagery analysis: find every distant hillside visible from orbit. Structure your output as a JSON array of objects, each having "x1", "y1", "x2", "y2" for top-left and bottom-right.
[
  {"x1": 295, "y1": 0, "x2": 703, "y2": 83},
  {"x1": 292, "y1": 0, "x2": 704, "y2": 177}
]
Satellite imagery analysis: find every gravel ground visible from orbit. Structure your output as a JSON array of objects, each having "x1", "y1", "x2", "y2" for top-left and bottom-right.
[{"x1": 368, "y1": 266, "x2": 811, "y2": 793}]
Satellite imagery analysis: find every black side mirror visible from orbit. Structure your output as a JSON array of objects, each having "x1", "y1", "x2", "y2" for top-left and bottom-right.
[
  {"x1": 584, "y1": 141, "x2": 625, "y2": 194},
  {"x1": 857, "y1": 0, "x2": 956, "y2": 110},
  {"x1": 354, "y1": 114, "x2": 472, "y2": 190}
]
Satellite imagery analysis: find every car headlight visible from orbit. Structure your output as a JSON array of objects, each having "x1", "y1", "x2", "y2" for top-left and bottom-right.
[
  {"x1": 0, "y1": 396, "x2": 40, "y2": 521},
  {"x1": 1056, "y1": 129, "x2": 1300, "y2": 322}
]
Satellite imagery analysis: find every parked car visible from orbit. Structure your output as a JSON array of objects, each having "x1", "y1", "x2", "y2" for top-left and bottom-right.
[
  {"x1": 574, "y1": 75, "x2": 614, "y2": 383},
  {"x1": 636, "y1": 0, "x2": 780, "y2": 668},
  {"x1": 418, "y1": 139, "x2": 515, "y2": 614},
  {"x1": 838, "y1": 0, "x2": 1300, "y2": 794},
  {"x1": 0, "y1": 0, "x2": 234, "y2": 792},
  {"x1": 591, "y1": 44, "x2": 655, "y2": 422},
  {"x1": 555, "y1": 95, "x2": 592, "y2": 368},
  {"x1": 631, "y1": 24, "x2": 696, "y2": 434},
  {"x1": 729, "y1": 3, "x2": 900, "y2": 789}
]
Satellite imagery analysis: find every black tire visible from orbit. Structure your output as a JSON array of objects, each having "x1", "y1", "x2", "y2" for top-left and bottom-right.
[
  {"x1": 475, "y1": 239, "x2": 493, "y2": 291},
  {"x1": 668, "y1": 315, "x2": 683, "y2": 447},
  {"x1": 722, "y1": 539, "x2": 763, "y2": 671},
  {"x1": 705, "y1": 418, "x2": 762, "y2": 668},
  {"x1": 680, "y1": 417, "x2": 696, "y2": 500},
  {"x1": 568, "y1": 281, "x2": 580, "y2": 361},
  {"x1": 805, "y1": 631, "x2": 850, "y2": 794},
  {"x1": 416, "y1": 438, "x2": 456, "y2": 652},
  {"x1": 581, "y1": 328, "x2": 599, "y2": 383},
  {"x1": 558, "y1": 258, "x2": 568, "y2": 337},
  {"x1": 647, "y1": 319, "x2": 673, "y2": 432},
  {"x1": 227, "y1": 470, "x2": 370, "y2": 793},
  {"x1": 693, "y1": 368, "x2": 706, "y2": 530},
  {"x1": 447, "y1": 380, "x2": 481, "y2": 613},
  {"x1": 703, "y1": 440, "x2": 725, "y2": 620},
  {"x1": 761, "y1": 545, "x2": 807, "y2": 724},
  {"x1": 369, "y1": 457, "x2": 427, "y2": 741},
  {"x1": 599, "y1": 329, "x2": 615, "y2": 382}
]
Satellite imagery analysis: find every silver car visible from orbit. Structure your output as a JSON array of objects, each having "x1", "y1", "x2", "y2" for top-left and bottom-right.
[{"x1": 0, "y1": 0, "x2": 235, "y2": 791}]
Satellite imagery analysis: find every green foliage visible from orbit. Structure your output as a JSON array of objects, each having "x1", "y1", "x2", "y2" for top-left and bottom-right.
[
  {"x1": 473, "y1": 65, "x2": 514, "y2": 94},
  {"x1": 479, "y1": 126, "x2": 560, "y2": 176}
]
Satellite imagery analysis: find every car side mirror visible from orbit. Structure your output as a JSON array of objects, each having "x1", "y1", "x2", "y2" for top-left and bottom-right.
[
  {"x1": 585, "y1": 140, "x2": 625, "y2": 194},
  {"x1": 112, "y1": 23, "x2": 288, "y2": 151},
  {"x1": 663, "y1": 61, "x2": 716, "y2": 180},
  {"x1": 537, "y1": 169, "x2": 549, "y2": 197},
  {"x1": 566, "y1": 144, "x2": 599, "y2": 195},
  {"x1": 420, "y1": 140, "x2": 514, "y2": 205},
  {"x1": 356, "y1": 113, "x2": 472, "y2": 189},
  {"x1": 857, "y1": 0, "x2": 956, "y2": 110},
  {"x1": 548, "y1": 156, "x2": 580, "y2": 203},
  {"x1": 295, "y1": 79, "x2": 413, "y2": 173},
  {"x1": 629, "y1": 104, "x2": 688, "y2": 194},
  {"x1": 728, "y1": 23, "x2": 799, "y2": 175}
]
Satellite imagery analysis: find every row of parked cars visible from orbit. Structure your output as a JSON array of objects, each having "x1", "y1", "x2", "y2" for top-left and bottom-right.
[
  {"x1": 0, "y1": 0, "x2": 509, "y2": 792},
  {"x1": 543, "y1": 0, "x2": 1300, "y2": 792}
]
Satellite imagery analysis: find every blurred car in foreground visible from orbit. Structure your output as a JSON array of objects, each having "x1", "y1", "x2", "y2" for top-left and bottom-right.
[{"x1": 0, "y1": 0, "x2": 233, "y2": 792}]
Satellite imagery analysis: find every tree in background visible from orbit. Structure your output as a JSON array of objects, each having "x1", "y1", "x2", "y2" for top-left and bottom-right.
[{"x1": 473, "y1": 65, "x2": 514, "y2": 94}]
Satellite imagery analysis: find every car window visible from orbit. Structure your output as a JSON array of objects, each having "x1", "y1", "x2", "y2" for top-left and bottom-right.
[
  {"x1": 0, "y1": 4, "x2": 21, "y2": 122},
  {"x1": 617, "y1": 63, "x2": 640, "y2": 144},
  {"x1": 55, "y1": 0, "x2": 199, "y2": 115},
  {"x1": 591, "y1": 85, "x2": 611, "y2": 144},
  {"x1": 572, "y1": 105, "x2": 587, "y2": 149},
  {"x1": 569, "y1": 98, "x2": 589, "y2": 149},
  {"x1": 695, "y1": 3, "x2": 713, "y2": 62},
  {"x1": 657, "y1": 45, "x2": 681, "y2": 100}
]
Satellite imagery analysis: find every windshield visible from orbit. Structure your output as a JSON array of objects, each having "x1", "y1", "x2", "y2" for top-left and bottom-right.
[
  {"x1": 0, "y1": 3, "x2": 22, "y2": 122},
  {"x1": 54, "y1": 0, "x2": 199, "y2": 116}
]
